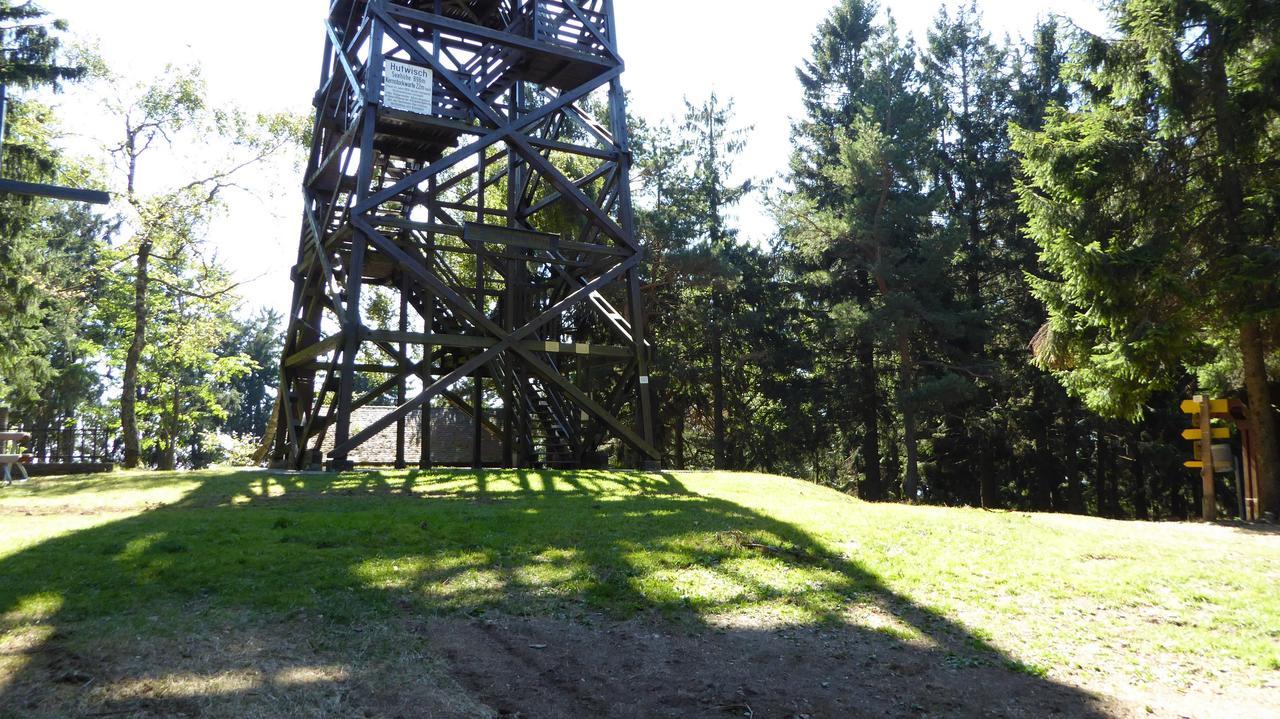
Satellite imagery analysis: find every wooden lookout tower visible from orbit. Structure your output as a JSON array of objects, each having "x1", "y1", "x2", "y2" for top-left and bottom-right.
[{"x1": 271, "y1": 0, "x2": 658, "y2": 471}]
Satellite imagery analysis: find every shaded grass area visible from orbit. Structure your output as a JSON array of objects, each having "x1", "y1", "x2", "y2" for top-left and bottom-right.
[
  {"x1": 0, "y1": 469, "x2": 1276, "y2": 717},
  {"x1": 6, "y1": 470, "x2": 876, "y2": 626}
]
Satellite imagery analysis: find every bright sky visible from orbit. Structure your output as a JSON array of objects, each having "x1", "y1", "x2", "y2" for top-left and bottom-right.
[{"x1": 38, "y1": 0, "x2": 1109, "y2": 320}]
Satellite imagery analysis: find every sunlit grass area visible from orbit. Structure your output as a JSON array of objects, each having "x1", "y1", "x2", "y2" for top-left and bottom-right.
[{"x1": 1, "y1": 469, "x2": 1277, "y2": 716}]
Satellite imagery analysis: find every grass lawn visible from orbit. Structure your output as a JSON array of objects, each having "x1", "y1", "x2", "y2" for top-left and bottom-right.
[{"x1": 0, "y1": 469, "x2": 1276, "y2": 717}]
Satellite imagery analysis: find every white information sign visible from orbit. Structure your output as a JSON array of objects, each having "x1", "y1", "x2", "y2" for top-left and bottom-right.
[{"x1": 383, "y1": 60, "x2": 434, "y2": 116}]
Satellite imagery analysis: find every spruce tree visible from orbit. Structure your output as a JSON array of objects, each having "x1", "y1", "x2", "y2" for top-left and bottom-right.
[
  {"x1": 1015, "y1": 0, "x2": 1280, "y2": 516},
  {"x1": 632, "y1": 115, "x2": 698, "y2": 467},
  {"x1": 0, "y1": 1, "x2": 87, "y2": 409}
]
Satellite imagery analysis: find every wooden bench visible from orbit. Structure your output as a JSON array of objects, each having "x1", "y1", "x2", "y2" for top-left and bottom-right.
[{"x1": 0, "y1": 431, "x2": 31, "y2": 485}]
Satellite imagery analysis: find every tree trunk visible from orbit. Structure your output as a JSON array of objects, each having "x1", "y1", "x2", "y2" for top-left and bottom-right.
[
  {"x1": 1131, "y1": 436, "x2": 1149, "y2": 521},
  {"x1": 979, "y1": 442, "x2": 998, "y2": 509},
  {"x1": 1029, "y1": 387, "x2": 1052, "y2": 511},
  {"x1": 1171, "y1": 471, "x2": 1189, "y2": 520},
  {"x1": 886, "y1": 425, "x2": 901, "y2": 501},
  {"x1": 1241, "y1": 320, "x2": 1279, "y2": 519},
  {"x1": 711, "y1": 293, "x2": 726, "y2": 470},
  {"x1": 1100, "y1": 432, "x2": 1119, "y2": 518},
  {"x1": 1065, "y1": 416, "x2": 1084, "y2": 514},
  {"x1": 121, "y1": 240, "x2": 151, "y2": 469},
  {"x1": 1205, "y1": 20, "x2": 1277, "y2": 518},
  {"x1": 966, "y1": 187, "x2": 990, "y2": 509},
  {"x1": 159, "y1": 380, "x2": 178, "y2": 471},
  {"x1": 897, "y1": 334, "x2": 920, "y2": 501},
  {"x1": 902, "y1": 402, "x2": 920, "y2": 502},
  {"x1": 858, "y1": 338, "x2": 882, "y2": 501},
  {"x1": 673, "y1": 409, "x2": 686, "y2": 470},
  {"x1": 1190, "y1": 464, "x2": 1203, "y2": 519},
  {"x1": 1094, "y1": 431, "x2": 1108, "y2": 517}
]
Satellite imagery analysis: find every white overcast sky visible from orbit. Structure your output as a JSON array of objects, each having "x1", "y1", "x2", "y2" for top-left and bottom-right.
[{"x1": 39, "y1": 0, "x2": 1109, "y2": 319}]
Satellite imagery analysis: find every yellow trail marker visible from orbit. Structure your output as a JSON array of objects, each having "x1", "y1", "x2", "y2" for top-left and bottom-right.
[
  {"x1": 1182, "y1": 428, "x2": 1230, "y2": 441},
  {"x1": 1181, "y1": 399, "x2": 1229, "y2": 414},
  {"x1": 1184, "y1": 461, "x2": 1204, "y2": 469}
]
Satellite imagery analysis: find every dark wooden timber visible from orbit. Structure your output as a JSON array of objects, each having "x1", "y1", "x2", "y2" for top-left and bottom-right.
[
  {"x1": 0, "y1": 179, "x2": 110, "y2": 205},
  {"x1": 0, "y1": 84, "x2": 111, "y2": 205},
  {"x1": 272, "y1": 0, "x2": 657, "y2": 471}
]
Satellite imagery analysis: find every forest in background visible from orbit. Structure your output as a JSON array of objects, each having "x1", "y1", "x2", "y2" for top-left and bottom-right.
[
  {"x1": 635, "y1": 0, "x2": 1279, "y2": 520},
  {"x1": 1, "y1": 0, "x2": 1276, "y2": 521}
]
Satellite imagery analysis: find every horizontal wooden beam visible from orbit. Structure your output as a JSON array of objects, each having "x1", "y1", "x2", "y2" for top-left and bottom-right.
[
  {"x1": 284, "y1": 333, "x2": 344, "y2": 368},
  {"x1": 370, "y1": 215, "x2": 630, "y2": 258},
  {"x1": 525, "y1": 134, "x2": 617, "y2": 161},
  {"x1": 464, "y1": 222, "x2": 560, "y2": 251},
  {"x1": 296, "y1": 362, "x2": 401, "y2": 374},
  {"x1": 366, "y1": 330, "x2": 634, "y2": 359},
  {"x1": 0, "y1": 179, "x2": 109, "y2": 204},
  {"x1": 386, "y1": 5, "x2": 618, "y2": 74}
]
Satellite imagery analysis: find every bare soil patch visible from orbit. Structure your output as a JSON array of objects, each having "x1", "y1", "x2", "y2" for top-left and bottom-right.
[
  {"x1": 0, "y1": 617, "x2": 484, "y2": 719},
  {"x1": 424, "y1": 613, "x2": 1125, "y2": 719},
  {"x1": 5, "y1": 611, "x2": 1275, "y2": 718}
]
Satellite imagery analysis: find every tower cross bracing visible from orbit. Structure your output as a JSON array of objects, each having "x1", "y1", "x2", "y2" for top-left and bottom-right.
[{"x1": 271, "y1": 0, "x2": 658, "y2": 471}]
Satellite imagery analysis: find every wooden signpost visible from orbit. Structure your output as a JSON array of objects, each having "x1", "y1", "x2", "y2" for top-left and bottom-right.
[
  {"x1": 1180, "y1": 427, "x2": 1230, "y2": 441},
  {"x1": 1180, "y1": 396, "x2": 1261, "y2": 522},
  {"x1": 1187, "y1": 396, "x2": 1217, "y2": 520}
]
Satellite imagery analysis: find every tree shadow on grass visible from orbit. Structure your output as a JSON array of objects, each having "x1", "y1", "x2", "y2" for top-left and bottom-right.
[
  {"x1": 0, "y1": 469, "x2": 1120, "y2": 718},
  {"x1": 1210, "y1": 520, "x2": 1280, "y2": 536}
]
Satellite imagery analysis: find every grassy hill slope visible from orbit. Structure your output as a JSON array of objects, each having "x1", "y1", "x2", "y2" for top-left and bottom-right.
[{"x1": 1, "y1": 469, "x2": 1276, "y2": 718}]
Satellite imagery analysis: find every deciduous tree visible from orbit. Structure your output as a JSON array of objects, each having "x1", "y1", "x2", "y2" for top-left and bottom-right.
[{"x1": 98, "y1": 63, "x2": 304, "y2": 468}]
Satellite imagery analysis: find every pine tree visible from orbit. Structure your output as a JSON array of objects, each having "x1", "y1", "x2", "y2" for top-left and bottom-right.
[
  {"x1": 923, "y1": 1, "x2": 1013, "y2": 506},
  {"x1": 787, "y1": 8, "x2": 955, "y2": 501},
  {"x1": 633, "y1": 95, "x2": 753, "y2": 470},
  {"x1": 217, "y1": 308, "x2": 283, "y2": 438},
  {"x1": 0, "y1": 1, "x2": 81, "y2": 88},
  {"x1": 680, "y1": 94, "x2": 752, "y2": 470},
  {"x1": 789, "y1": 0, "x2": 883, "y2": 498},
  {"x1": 632, "y1": 115, "x2": 702, "y2": 467}
]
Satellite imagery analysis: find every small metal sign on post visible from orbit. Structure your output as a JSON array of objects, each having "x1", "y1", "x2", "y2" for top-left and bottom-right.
[{"x1": 382, "y1": 60, "x2": 433, "y2": 116}]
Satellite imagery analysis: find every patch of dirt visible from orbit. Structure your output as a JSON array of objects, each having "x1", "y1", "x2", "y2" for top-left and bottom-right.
[
  {"x1": 0, "y1": 617, "x2": 487, "y2": 719},
  {"x1": 0, "y1": 503, "x2": 154, "y2": 517},
  {"x1": 5, "y1": 612, "x2": 1273, "y2": 718},
  {"x1": 423, "y1": 613, "x2": 1127, "y2": 719}
]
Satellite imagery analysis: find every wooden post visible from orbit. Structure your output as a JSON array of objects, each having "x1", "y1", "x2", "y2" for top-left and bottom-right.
[
  {"x1": 1234, "y1": 454, "x2": 1246, "y2": 521},
  {"x1": 472, "y1": 150, "x2": 485, "y2": 471},
  {"x1": 395, "y1": 273, "x2": 408, "y2": 470},
  {"x1": 1196, "y1": 395, "x2": 1217, "y2": 521},
  {"x1": 1241, "y1": 426, "x2": 1258, "y2": 521}
]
